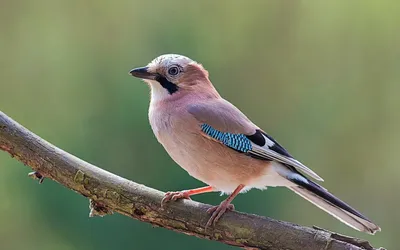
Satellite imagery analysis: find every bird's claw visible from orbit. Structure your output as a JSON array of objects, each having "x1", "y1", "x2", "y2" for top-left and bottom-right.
[
  {"x1": 161, "y1": 191, "x2": 191, "y2": 207},
  {"x1": 205, "y1": 202, "x2": 235, "y2": 228}
]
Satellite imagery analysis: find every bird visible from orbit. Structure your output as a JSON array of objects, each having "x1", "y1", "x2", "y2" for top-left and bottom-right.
[{"x1": 129, "y1": 54, "x2": 381, "y2": 234}]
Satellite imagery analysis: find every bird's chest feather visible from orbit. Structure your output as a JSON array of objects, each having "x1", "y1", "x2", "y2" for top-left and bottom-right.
[
  {"x1": 149, "y1": 105, "x2": 218, "y2": 181},
  {"x1": 148, "y1": 102, "x2": 269, "y2": 192},
  {"x1": 149, "y1": 104, "x2": 199, "y2": 154}
]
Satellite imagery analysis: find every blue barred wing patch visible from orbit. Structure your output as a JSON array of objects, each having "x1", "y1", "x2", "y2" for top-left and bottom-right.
[{"x1": 201, "y1": 124, "x2": 252, "y2": 153}]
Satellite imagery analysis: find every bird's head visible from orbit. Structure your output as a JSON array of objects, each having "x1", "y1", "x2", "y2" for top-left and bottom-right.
[{"x1": 129, "y1": 54, "x2": 217, "y2": 101}]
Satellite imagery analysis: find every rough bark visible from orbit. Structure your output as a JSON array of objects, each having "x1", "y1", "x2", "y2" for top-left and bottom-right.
[{"x1": 0, "y1": 111, "x2": 383, "y2": 250}]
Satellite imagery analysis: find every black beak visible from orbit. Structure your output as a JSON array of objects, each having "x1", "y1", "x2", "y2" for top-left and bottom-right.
[{"x1": 129, "y1": 67, "x2": 157, "y2": 80}]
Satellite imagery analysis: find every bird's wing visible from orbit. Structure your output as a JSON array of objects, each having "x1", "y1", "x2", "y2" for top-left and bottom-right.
[{"x1": 188, "y1": 99, "x2": 324, "y2": 181}]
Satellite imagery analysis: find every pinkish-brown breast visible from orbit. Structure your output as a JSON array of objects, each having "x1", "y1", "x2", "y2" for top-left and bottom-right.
[{"x1": 148, "y1": 95, "x2": 272, "y2": 193}]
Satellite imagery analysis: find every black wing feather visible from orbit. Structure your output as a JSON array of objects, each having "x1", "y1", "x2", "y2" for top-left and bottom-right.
[{"x1": 246, "y1": 130, "x2": 293, "y2": 158}]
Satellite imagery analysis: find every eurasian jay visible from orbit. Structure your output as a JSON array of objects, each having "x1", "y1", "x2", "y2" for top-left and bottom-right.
[{"x1": 129, "y1": 54, "x2": 380, "y2": 234}]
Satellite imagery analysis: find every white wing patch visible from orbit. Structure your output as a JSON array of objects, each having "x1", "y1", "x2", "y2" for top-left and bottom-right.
[{"x1": 264, "y1": 136, "x2": 275, "y2": 147}]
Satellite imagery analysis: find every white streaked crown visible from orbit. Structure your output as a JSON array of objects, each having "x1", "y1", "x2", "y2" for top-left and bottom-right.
[{"x1": 147, "y1": 54, "x2": 195, "y2": 70}]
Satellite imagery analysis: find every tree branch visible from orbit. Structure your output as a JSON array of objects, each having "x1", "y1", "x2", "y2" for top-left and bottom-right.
[{"x1": 0, "y1": 111, "x2": 383, "y2": 250}]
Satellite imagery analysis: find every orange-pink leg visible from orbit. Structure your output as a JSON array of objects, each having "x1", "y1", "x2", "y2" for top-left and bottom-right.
[
  {"x1": 161, "y1": 186, "x2": 214, "y2": 206},
  {"x1": 206, "y1": 184, "x2": 245, "y2": 228}
]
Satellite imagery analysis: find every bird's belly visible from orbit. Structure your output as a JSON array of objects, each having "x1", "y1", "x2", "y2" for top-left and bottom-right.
[
  {"x1": 150, "y1": 108, "x2": 290, "y2": 193},
  {"x1": 160, "y1": 130, "x2": 283, "y2": 193}
]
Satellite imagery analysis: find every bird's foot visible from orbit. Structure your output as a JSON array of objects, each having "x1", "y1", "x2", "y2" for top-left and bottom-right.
[
  {"x1": 205, "y1": 201, "x2": 235, "y2": 228},
  {"x1": 161, "y1": 191, "x2": 191, "y2": 207}
]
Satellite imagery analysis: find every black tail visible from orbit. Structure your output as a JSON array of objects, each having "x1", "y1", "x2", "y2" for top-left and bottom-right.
[{"x1": 288, "y1": 176, "x2": 380, "y2": 234}]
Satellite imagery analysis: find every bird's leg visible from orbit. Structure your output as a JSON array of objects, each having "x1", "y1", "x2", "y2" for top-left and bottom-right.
[
  {"x1": 161, "y1": 186, "x2": 214, "y2": 206},
  {"x1": 206, "y1": 184, "x2": 245, "y2": 228}
]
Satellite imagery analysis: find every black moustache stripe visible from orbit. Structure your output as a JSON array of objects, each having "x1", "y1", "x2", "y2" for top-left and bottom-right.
[{"x1": 155, "y1": 75, "x2": 179, "y2": 94}]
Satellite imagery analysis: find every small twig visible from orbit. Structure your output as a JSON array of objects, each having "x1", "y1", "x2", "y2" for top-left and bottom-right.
[
  {"x1": 89, "y1": 199, "x2": 114, "y2": 217},
  {"x1": 28, "y1": 171, "x2": 45, "y2": 184}
]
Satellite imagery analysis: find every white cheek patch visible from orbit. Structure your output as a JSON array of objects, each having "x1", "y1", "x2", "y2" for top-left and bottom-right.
[{"x1": 147, "y1": 80, "x2": 170, "y2": 102}]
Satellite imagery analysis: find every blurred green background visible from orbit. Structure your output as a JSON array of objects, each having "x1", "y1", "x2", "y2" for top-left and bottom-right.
[{"x1": 0, "y1": 1, "x2": 397, "y2": 249}]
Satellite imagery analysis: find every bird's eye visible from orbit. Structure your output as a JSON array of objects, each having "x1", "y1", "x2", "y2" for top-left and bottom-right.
[{"x1": 168, "y1": 66, "x2": 180, "y2": 76}]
